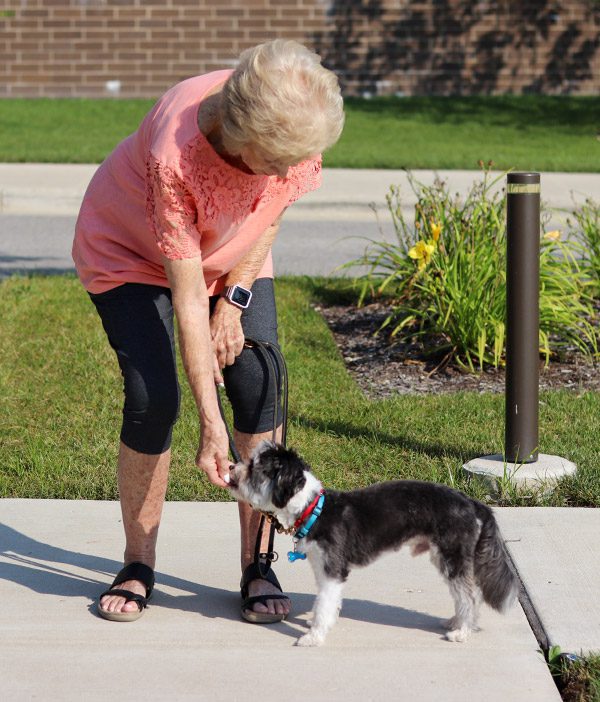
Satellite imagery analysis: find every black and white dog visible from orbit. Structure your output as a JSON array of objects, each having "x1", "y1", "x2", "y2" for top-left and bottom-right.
[{"x1": 228, "y1": 442, "x2": 518, "y2": 647}]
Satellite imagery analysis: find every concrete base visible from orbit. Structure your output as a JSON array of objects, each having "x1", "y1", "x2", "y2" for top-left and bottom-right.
[{"x1": 463, "y1": 453, "x2": 577, "y2": 496}]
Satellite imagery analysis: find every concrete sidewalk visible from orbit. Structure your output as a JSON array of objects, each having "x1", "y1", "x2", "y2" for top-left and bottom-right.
[
  {"x1": 1, "y1": 499, "x2": 579, "y2": 702},
  {"x1": 0, "y1": 163, "x2": 599, "y2": 217}
]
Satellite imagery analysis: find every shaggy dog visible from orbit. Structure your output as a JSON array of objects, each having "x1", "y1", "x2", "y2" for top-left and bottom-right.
[{"x1": 228, "y1": 442, "x2": 518, "y2": 647}]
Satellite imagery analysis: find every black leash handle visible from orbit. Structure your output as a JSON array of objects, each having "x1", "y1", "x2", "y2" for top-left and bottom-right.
[
  {"x1": 216, "y1": 337, "x2": 288, "y2": 461},
  {"x1": 215, "y1": 337, "x2": 289, "y2": 574}
]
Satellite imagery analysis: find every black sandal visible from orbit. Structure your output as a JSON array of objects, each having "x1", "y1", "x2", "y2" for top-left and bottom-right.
[
  {"x1": 240, "y1": 540, "x2": 289, "y2": 624},
  {"x1": 97, "y1": 562, "x2": 155, "y2": 622}
]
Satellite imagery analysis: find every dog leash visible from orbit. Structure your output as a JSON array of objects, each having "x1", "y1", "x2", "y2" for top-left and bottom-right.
[
  {"x1": 216, "y1": 337, "x2": 288, "y2": 576},
  {"x1": 216, "y1": 339, "x2": 324, "y2": 566}
]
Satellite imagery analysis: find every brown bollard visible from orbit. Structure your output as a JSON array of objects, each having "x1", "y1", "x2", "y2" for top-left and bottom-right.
[{"x1": 505, "y1": 172, "x2": 540, "y2": 463}]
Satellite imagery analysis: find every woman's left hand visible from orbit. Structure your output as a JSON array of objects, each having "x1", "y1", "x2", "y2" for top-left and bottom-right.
[{"x1": 210, "y1": 298, "x2": 245, "y2": 381}]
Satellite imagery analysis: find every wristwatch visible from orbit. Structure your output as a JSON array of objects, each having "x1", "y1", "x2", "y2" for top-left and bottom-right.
[{"x1": 222, "y1": 284, "x2": 253, "y2": 309}]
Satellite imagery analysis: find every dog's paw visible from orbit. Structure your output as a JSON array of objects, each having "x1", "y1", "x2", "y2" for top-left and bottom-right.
[
  {"x1": 296, "y1": 632, "x2": 324, "y2": 647},
  {"x1": 446, "y1": 627, "x2": 471, "y2": 643},
  {"x1": 443, "y1": 616, "x2": 458, "y2": 631}
]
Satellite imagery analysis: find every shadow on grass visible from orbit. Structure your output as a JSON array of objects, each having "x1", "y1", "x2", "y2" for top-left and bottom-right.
[
  {"x1": 341, "y1": 96, "x2": 600, "y2": 131},
  {"x1": 292, "y1": 414, "x2": 483, "y2": 464},
  {"x1": 0, "y1": 266, "x2": 75, "y2": 280}
]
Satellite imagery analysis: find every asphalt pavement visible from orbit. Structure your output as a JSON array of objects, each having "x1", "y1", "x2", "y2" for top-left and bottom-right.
[
  {"x1": 1, "y1": 164, "x2": 599, "y2": 278},
  {"x1": 1, "y1": 164, "x2": 599, "y2": 700}
]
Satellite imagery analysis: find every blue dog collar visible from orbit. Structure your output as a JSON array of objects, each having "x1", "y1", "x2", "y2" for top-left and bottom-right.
[
  {"x1": 287, "y1": 492, "x2": 325, "y2": 563},
  {"x1": 295, "y1": 492, "x2": 325, "y2": 539}
]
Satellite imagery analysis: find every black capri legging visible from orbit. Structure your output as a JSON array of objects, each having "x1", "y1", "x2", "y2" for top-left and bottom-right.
[{"x1": 89, "y1": 278, "x2": 283, "y2": 455}]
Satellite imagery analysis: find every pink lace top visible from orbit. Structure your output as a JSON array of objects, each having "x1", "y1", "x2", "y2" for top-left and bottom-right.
[{"x1": 72, "y1": 70, "x2": 322, "y2": 295}]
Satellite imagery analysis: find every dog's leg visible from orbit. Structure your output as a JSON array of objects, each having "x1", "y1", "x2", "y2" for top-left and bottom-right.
[
  {"x1": 446, "y1": 572, "x2": 479, "y2": 642},
  {"x1": 296, "y1": 578, "x2": 344, "y2": 647},
  {"x1": 443, "y1": 586, "x2": 481, "y2": 632}
]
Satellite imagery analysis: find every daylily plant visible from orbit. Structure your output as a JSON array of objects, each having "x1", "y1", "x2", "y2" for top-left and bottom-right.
[{"x1": 346, "y1": 169, "x2": 598, "y2": 371}]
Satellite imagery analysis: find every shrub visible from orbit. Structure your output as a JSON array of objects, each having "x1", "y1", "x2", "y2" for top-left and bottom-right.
[{"x1": 346, "y1": 169, "x2": 598, "y2": 371}]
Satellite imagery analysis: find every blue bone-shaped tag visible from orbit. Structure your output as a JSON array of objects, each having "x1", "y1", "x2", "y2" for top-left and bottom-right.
[{"x1": 287, "y1": 551, "x2": 306, "y2": 562}]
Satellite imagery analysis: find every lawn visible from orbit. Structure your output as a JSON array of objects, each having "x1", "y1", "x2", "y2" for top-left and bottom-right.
[
  {"x1": 1, "y1": 274, "x2": 598, "y2": 507},
  {"x1": 1, "y1": 95, "x2": 598, "y2": 171}
]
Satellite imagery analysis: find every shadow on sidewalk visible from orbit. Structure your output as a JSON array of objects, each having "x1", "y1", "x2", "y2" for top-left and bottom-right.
[
  {"x1": 0, "y1": 522, "x2": 239, "y2": 622},
  {"x1": 0, "y1": 522, "x2": 446, "y2": 637}
]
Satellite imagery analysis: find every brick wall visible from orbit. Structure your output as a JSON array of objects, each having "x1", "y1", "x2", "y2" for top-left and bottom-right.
[
  {"x1": 1, "y1": 0, "x2": 598, "y2": 98},
  {"x1": 316, "y1": 0, "x2": 600, "y2": 96}
]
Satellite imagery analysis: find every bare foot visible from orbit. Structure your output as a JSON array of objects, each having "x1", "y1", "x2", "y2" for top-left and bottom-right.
[
  {"x1": 99, "y1": 579, "x2": 148, "y2": 614},
  {"x1": 245, "y1": 578, "x2": 291, "y2": 617}
]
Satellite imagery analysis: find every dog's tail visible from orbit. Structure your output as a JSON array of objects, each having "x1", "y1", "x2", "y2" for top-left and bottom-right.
[{"x1": 473, "y1": 503, "x2": 519, "y2": 613}]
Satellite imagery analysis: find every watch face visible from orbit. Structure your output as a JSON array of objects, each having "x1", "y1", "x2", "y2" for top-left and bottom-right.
[{"x1": 231, "y1": 286, "x2": 252, "y2": 307}]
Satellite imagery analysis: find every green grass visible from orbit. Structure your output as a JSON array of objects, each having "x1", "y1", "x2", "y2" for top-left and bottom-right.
[
  {"x1": 0, "y1": 96, "x2": 598, "y2": 171},
  {"x1": 333, "y1": 96, "x2": 600, "y2": 172},
  {"x1": 1, "y1": 274, "x2": 599, "y2": 506},
  {"x1": 548, "y1": 649, "x2": 600, "y2": 702},
  {"x1": 0, "y1": 98, "x2": 155, "y2": 164}
]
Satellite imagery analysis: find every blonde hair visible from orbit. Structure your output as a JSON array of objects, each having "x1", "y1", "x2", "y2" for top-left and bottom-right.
[{"x1": 220, "y1": 40, "x2": 345, "y2": 164}]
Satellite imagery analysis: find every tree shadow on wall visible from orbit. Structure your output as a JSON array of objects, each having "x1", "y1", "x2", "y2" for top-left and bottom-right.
[{"x1": 311, "y1": 0, "x2": 599, "y2": 95}]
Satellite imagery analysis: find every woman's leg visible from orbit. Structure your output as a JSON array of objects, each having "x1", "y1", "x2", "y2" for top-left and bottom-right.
[
  {"x1": 99, "y1": 442, "x2": 170, "y2": 614},
  {"x1": 89, "y1": 284, "x2": 180, "y2": 614},
  {"x1": 235, "y1": 428, "x2": 290, "y2": 618}
]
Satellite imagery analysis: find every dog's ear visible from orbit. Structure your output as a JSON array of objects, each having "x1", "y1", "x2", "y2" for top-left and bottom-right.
[{"x1": 271, "y1": 450, "x2": 308, "y2": 508}]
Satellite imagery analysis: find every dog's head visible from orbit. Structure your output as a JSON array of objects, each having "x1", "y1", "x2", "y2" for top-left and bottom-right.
[{"x1": 228, "y1": 441, "x2": 321, "y2": 524}]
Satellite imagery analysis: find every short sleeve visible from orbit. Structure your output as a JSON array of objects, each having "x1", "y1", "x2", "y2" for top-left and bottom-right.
[
  {"x1": 286, "y1": 157, "x2": 323, "y2": 206},
  {"x1": 145, "y1": 155, "x2": 202, "y2": 260}
]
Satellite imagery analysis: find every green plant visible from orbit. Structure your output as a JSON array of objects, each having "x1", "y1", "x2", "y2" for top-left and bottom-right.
[
  {"x1": 546, "y1": 645, "x2": 566, "y2": 678},
  {"x1": 544, "y1": 646, "x2": 600, "y2": 702},
  {"x1": 568, "y1": 198, "x2": 600, "y2": 297},
  {"x1": 346, "y1": 169, "x2": 598, "y2": 371},
  {"x1": 495, "y1": 451, "x2": 534, "y2": 505}
]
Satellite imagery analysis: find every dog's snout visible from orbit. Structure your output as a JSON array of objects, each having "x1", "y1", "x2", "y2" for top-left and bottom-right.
[{"x1": 228, "y1": 461, "x2": 248, "y2": 489}]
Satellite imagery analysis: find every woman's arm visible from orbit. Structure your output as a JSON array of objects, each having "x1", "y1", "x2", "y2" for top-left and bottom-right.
[
  {"x1": 210, "y1": 210, "x2": 285, "y2": 377},
  {"x1": 162, "y1": 254, "x2": 231, "y2": 488}
]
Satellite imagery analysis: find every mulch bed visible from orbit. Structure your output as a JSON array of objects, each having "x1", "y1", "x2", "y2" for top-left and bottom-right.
[{"x1": 317, "y1": 301, "x2": 600, "y2": 398}]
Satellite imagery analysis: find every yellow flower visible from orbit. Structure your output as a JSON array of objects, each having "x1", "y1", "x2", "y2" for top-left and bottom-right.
[
  {"x1": 408, "y1": 240, "x2": 436, "y2": 270},
  {"x1": 430, "y1": 220, "x2": 442, "y2": 242},
  {"x1": 544, "y1": 230, "x2": 561, "y2": 241}
]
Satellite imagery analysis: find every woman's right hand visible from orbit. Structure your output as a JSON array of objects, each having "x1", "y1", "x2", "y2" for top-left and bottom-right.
[
  {"x1": 196, "y1": 420, "x2": 232, "y2": 488},
  {"x1": 161, "y1": 256, "x2": 233, "y2": 489}
]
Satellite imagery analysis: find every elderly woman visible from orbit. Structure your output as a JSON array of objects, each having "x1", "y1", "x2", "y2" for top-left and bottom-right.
[{"x1": 72, "y1": 39, "x2": 344, "y2": 623}]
